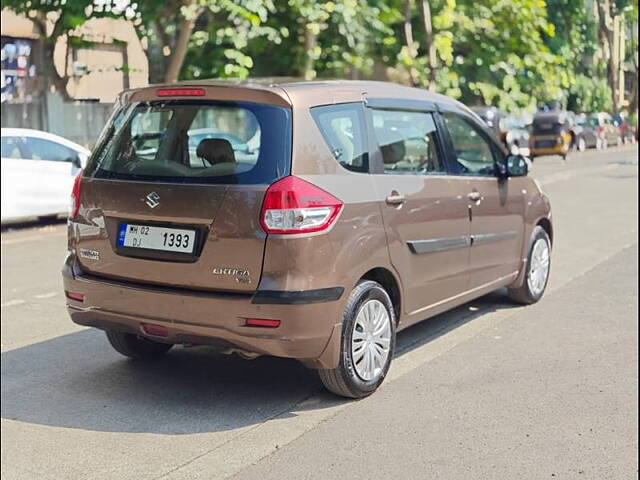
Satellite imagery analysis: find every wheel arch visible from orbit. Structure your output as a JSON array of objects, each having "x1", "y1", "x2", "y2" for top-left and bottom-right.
[
  {"x1": 536, "y1": 217, "x2": 553, "y2": 246},
  {"x1": 359, "y1": 267, "x2": 402, "y2": 323}
]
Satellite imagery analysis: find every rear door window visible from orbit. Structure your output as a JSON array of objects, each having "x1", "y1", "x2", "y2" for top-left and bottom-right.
[
  {"x1": 370, "y1": 109, "x2": 445, "y2": 175},
  {"x1": 311, "y1": 103, "x2": 368, "y2": 172},
  {"x1": 86, "y1": 100, "x2": 291, "y2": 185},
  {"x1": 23, "y1": 137, "x2": 77, "y2": 162}
]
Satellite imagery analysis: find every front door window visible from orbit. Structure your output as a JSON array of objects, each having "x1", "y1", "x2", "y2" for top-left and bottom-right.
[{"x1": 442, "y1": 112, "x2": 497, "y2": 176}]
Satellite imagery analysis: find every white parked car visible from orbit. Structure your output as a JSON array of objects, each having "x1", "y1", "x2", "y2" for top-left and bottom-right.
[{"x1": 1, "y1": 128, "x2": 90, "y2": 223}]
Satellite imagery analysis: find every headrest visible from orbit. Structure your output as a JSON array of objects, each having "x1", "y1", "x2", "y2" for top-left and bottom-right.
[
  {"x1": 380, "y1": 140, "x2": 406, "y2": 164},
  {"x1": 196, "y1": 138, "x2": 236, "y2": 165}
]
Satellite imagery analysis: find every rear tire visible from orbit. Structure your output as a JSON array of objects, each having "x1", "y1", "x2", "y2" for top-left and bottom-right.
[
  {"x1": 508, "y1": 226, "x2": 551, "y2": 305},
  {"x1": 106, "y1": 330, "x2": 173, "y2": 359},
  {"x1": 318, "y1": 280, "x2": 396, "y2": 398}
]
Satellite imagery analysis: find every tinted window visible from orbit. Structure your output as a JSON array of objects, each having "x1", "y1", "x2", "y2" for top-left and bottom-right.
[
  {"x1": 311, "y1": 103, "x2": 368, "y2": 173},
  {"x1": 24, "y1": 137, "x2": 77, "y2": 162},
  {"x1": 371, "y1": 109, "x2": 444, "y2": 175},
  {"x1": 1, "y1": 136, "x2": 27, "y2": 159},
  {"x1": 443, "y1": 113, "x2": 496, "y2": 176},
  {"x1": 86, "y1": 100, "x2": 291, "y2": 185}
]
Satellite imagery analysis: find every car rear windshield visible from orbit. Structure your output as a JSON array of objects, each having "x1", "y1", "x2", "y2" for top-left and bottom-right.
[
  {"x1": 532, "y1": 116, "x2": 565, "y2": 135},
  {"x1": 85, "y1": 100, "x2": 291, "y2": 184}
]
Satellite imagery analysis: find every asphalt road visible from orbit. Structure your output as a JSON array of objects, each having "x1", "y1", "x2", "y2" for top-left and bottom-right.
[{"x1": 1, "y1": 146, "x2": 638, "y2": 480}]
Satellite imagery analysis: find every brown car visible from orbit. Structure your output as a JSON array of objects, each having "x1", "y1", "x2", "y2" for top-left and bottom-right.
[{"x1": 62, "y1": 80, "x2": 553, "y2": 398}]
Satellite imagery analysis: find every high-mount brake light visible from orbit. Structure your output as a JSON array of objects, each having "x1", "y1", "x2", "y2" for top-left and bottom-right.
[
  {"x1": 69, "y1": 169, "x2": 83, "y2": 219},
  {"x1": 260, "y1": 176, "x2": 343, "y2": 234},
  {"x1": 156, "y1": 88, "x2": 205, "y2": 97}
]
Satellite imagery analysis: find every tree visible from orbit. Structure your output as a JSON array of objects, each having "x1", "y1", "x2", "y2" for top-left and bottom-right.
[
  {"x1": 624, "y1": 2, "x2": 638, "y2": 119},
  {"x1": 130, "y1": 0, "x2": 278, "y2": 83},
  {"x1": 544, "y1": 0, "x2": 607, "y2": 112},
  {"x1": 3, "y1": 0, "x2": 121, "y2": 100},
  {"x1": 594, "y1": 0, "x2": 634, "y2": 113}
]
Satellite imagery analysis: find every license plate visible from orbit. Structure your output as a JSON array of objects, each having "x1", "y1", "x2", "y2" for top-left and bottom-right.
[{"x1": 117, "y1": 223, "x2": 196, "y2": 253}]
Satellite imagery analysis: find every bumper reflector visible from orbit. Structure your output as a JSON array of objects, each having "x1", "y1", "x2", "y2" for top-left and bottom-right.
[
  {"x1": 245, "y1": 318, "x2": 281, "y2": 328},
  {"x1": 65, "y1": 291, "x2": 85, "y2": 302},
  {"x1": 141, "y1": 323, "x2": 169, "y2": 337}
]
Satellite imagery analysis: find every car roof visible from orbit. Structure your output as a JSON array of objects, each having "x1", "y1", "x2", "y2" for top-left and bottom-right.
[
  {"x1": 533, "y1": 111, "x2": 568, "y2": 121},
  {"x1": 127, "y1": 79, "x2": 466, "y2": 111},
  {"x1": 0, "y1": 128, "x2": 91, "y2": 155}
]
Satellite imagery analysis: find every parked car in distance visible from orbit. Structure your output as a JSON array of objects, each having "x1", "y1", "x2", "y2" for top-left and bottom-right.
[
  {"x1": 471, "y1": 107, "x2": 530, "y2": 154},
  {"x1": 62, "y1": 80, "x2": 553, "y2": 398},
  {"x1": 589, "y1": 112, "x2": 622, "y2": 147},
  {"x1": 529, "y1": 111, "x2": 573, "y2": 160},
  {"x1": 612, "y1": 113, "x2": 637, "y2": 145},
  {"x1": 573, "y1": 113, "x2": 604, "y2": 151},
  {"x1": 470, "y1": 106, "x2": 504, "y2": 139},
  {"x1": 1, "y1": 128, "x2": 90, "y2": 224},
  {"x1": 500, "y1": 114, "x2": 530, "y2": 155}
]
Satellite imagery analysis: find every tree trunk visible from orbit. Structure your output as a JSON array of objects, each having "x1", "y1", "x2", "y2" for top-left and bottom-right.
[
  {"x1": 403, "y1": 0, "x2": 419, "y2": 87},
  {"x1": 597, "y1": 0, "x2": 619, "y2": 113},
  {"x1": 303, "y1": 23, "x2": 317, "y2": 80},
  {"x1": 30, "y1": 13, "x2": 72, "y2": 101},
  {"x1": 419, "y1": 0, "x2": 437, "y2": 90},
  {"x1": 163, "y1": 8, "x2": 201, "y2": 84}
]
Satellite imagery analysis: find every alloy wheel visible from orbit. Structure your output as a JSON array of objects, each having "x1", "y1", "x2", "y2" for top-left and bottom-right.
[
  {"x1": 527, "y1": 238, "x2": 551, "y2": 297},
  {"x1": 351, "y1": 299, "x2": 392, "y2": 381}
]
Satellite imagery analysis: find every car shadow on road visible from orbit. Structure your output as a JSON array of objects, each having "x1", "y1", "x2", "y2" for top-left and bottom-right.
[
  {"x1": 1, "y1": 216, "x2": 66, "y2": 233},
  {"x1": 1, "y1": 290, "x2": 518, "y2": 435}
]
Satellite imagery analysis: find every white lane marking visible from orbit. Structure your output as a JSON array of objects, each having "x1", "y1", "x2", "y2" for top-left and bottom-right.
[
  {"x1": 34, "y1": 292, "x2": 58, "y2": 299},
  {"x1": 538, "y1": 164, "x2": 617, "y2": 186},
  {"x1": 1, "y1": 299, "x2": 26, "y2": 308},
  {"x1": 160, "y1": 241, "x2": 638, "y2": 480},
  {"x1": 1, "y1": 292, "x2": 59, "y2": 309}
]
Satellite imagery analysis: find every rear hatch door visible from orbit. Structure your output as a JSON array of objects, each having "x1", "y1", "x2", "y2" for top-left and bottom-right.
[{"x1": 73, "y1": 91, "x2": 291, "y2": 292}]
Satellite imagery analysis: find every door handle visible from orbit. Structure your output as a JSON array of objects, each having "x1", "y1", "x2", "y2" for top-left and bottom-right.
[
  {"x1": 385, "y1": 192, "x2": 406, "y2": 205},
  {"x1": 467, "y1": 191, "x2": 483, "y2": 202}
]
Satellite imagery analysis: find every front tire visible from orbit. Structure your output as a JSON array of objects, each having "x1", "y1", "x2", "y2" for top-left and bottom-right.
[
  {"x1": 106, "y1": 330, "x2": 173, "y2": 359},
  {"x1": 508, "y1": 226, "x2": 551, "y2": 305},
  {"x1": 577, "y1": 137, "x2": 587, "y2": 152},
  {"x1": 319, "y1": 280, "x2": 396, "y2": 398}
]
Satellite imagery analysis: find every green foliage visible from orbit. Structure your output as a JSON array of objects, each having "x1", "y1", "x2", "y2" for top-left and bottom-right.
[
  {"x1": 567, "y1": 75, "x2": 613, "y2": 113},
  {"x1": 6, "y1": 0, "x2": 637, "y2": 115}
]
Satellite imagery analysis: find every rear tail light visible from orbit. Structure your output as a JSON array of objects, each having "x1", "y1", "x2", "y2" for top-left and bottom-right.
[
  {"x1": 141, "y1": 323, "x2": 169, "y2": 337},
  {"x1": 260, "y1": 176, "x2": 343, "y2": 234},
  {"x1": 245, "y1": 318, "x2": 281, "y2": 328},
  {"x1": 156, "y1": 88, "x2": 205, "y2": 97},
  {"x1": 69, "y1": 169, "x2": 83, "y2": 219},
  {"x1": 65, "y1": 291, "x2": 85, "y2": 302}
]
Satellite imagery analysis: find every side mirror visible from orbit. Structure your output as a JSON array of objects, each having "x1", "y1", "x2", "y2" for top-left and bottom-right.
[{"x1": 497, "y1": 154, "x2": 528, "y2": 178}]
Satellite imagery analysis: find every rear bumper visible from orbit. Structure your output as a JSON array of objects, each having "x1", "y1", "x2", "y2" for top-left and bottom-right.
[
  {"x1": 530, "y1": 135, "x2": 571, "y2": 156},
  {"x1": 530, "y1": 144, "x2": 568, "y2": 155},
  {"x1": 62, "y1": 253, "x2": 344, "y2": 368}
]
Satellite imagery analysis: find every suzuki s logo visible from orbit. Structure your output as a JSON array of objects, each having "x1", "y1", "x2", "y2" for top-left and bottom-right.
[{"x1": 144, "y1": 192, "x2": 160, "y2": 208}]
